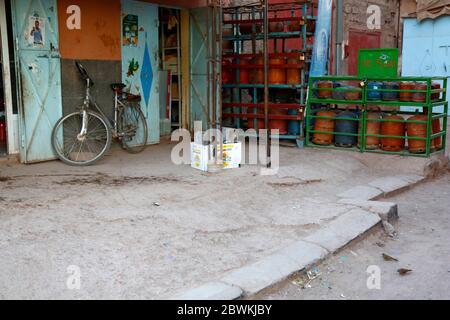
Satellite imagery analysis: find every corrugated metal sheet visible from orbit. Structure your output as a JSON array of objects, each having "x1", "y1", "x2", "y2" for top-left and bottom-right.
[{"x1": 417, "y1": 0, "x2": 450, "y2": 21}]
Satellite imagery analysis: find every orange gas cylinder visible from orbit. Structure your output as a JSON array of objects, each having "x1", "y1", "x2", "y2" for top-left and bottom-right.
[
  {"x1": 269, "y1": 107, "x2": 288, "y2": 135},
  {"x1": 250, "y1": 56, "x2": 264, "y2": 84},
  {"x1": 432, "y1": 82, "x2": 441, "y2": 101},
  {"x1": 359, "y1": 111, "x2": 381, "y2": 150},
  {"x1": 268, "y1": 58, "x2": 286, "y2": 84},
  {"x1": 222, "y1": 28, "x2": 234, "y2": 52},
  {"x1": 269, "y1": 21, "x2": 284, "y2": 33},
  {"x1": 317, "y1": 80, "x2": 333, "y2": 99},
  {"x1": 399, "y1": 82, "x2": 415, "y2": 102},
  {"x1": 412, "y1": 83, "x2": 427, "y2": 102},
  {"x1": 235, "y1": 58, "x2": 250, "y2": 84},
  {"x1": 247, "y1": 117, "x2": 265, "y2": 131},
  {"x1": 381, "y1": 114, "x2": 406, "y2": 152},
  {"x1": 432, "y1": 119, "x2": 442, "y2": 150},
  {"x1": 313, "y1": 110, "x2": 335, "y2": 145},
  {"x1": 407, "y1": 114, "x2": 428, "y2": 154},
  {"x1": 222, "y1": 60, "x2": 232, "y2": 84},
  {"x1": 286, "y1": 57, "x2": 302, "y2": 85},
  {"x1": 423, "y1": 107, "x2": 442, "y2": 150}
]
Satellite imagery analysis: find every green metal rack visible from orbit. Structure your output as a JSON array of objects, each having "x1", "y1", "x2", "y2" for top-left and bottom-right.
[{"x1": 305, "y1": 76, "x2": 448, "y2": 157}]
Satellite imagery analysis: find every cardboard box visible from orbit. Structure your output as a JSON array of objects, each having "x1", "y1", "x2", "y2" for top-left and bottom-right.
[
  {"x1": 222, "y1": 142, "x2": 242, "y2": 170},
  {"x1": 191, "y1": 142, "x2": 209, "y2": 172},
  {"x1": 190, "y1": 142, "x2": 242, "y2": 172}
]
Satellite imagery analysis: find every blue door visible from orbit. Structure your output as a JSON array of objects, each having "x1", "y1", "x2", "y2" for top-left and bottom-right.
[
  {"x1": 121, "y1": 0, "x2": 159, "y2": 145},
  {"x1": 402, "y1": 17, "x2": 450, "y2": 113},
  {"x1": 12, "y1": 0, "x2": 62, "y2": 163}
]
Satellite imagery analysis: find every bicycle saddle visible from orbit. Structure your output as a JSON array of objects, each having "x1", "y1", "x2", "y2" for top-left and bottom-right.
[
  {"x1": 125, "y1": 93, "x2": 141, "y2": 102},
  {"x1": 75, "y1": 61, "x2": 94, "y2": 87},
  {"x1": 111, "y1": 83, "x2": 126, "y2": 92}
]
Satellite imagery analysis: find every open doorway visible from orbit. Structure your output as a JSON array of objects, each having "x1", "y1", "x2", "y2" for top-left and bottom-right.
[
  {"x1": 159, "y1": 6, "x2": 183, "y2": 135},
  {"x1": 0, "y1": 0, "x2": 19, "y2": 158}
]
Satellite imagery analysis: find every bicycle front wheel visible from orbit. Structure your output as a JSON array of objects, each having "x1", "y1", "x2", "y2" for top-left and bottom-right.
[
  {"x1": 119, "y1": 102, "x2": 148, "y2": 154},
  {"x1": 51, "y1": 111, "x2": 112, "y2": 166}
]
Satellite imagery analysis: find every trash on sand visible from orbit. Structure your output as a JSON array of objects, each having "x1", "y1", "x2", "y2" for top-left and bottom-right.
[
  {"x1": 292, "y1": 267, "x2": 321, "y2": 289},
  {"x1": 152, "y1": 202, "x2": 161, "y2": 207},
  {"x1": 339, "y1": 256, "x2": 348, "y2": 263},
  {"x1": 382, "y1": 253, "x2": 399, "y2": 262},
  {"x1": 375, "y1": 242, "x2": 385, "y2": 248},
  {"x1": 321, "y1": 281, "x2": 332, "y2": 290},
  {"x1": 398, "y1": 268, "x2": 413, "y2": 276},
  {"x1": 350, "y1": 250, "x2": 358, "y2": 257},
  {"x1": 307, "y1": 267, "x2": 321, "y2": 280},
  {"x1": 340, "y1": 293, "x2": 346, "y2": 299}
]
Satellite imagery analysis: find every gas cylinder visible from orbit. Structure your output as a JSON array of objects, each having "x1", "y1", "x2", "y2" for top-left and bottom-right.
[
  {"x1": 317, "y1": 81, "x2": 333, "y2": 99},
  {"x1": 235, "y1": 58, "x2": 250, "y2": 84},
  {"x1": 222, "y1": 60, "x2": 232, "y2": 84},
  {"x1": 268, "y1": 58, "x2": 286, "y2": 84},
  {"x1": 239, "y1": 23, "x2": 262, "y2": 35},
  {"x1": 367, "y1": 82, "x2": 382, "y2": 101},
  {"x1": 269, "y1": 106, "x2": 288, "y2": 135},
  {"x1": 381, "y1": 114, "x2": 406, "y2": 151},
  {"x1": 407, "y1": 114, "x2": 428, "y2": 154},
  {"x1": 0, "y1": 118, "x2": 6, "y2": 146},
  {"x1": 288, "y1": 108, "x2": 301, "y2": 136},
  {"x1": 269, "y1": 21, "x2": 284, "y2": 33},
  {"x1": 222, "y1": 28, "x2": 234, "y2": 52},
  {"x1": 335, "y1": 110, "x2": 359, "y2": 148},
  {"x1": 412, "y1": 83, "x2": 427, "y2": 102},
  {"x1": 399, "y1": 82, "x2": 415, "y2": 102},
  {"x1": 424, "y1": 107, "x2": 442, "y2": 150},
  {"x1": 312, "y1": 110, "x2": 336, "y2": 146},
  {"x1": 286, "y1": 56, "x2": 302, "y2": 85},
  {"x1": 432, "y1": 82, "x2": 441, "y2": 101},
  {"x1": 250, "y1": 56, "x2": 264, "y2": 84},
  {"x1": 381, "y1": 82, "x2": 400, "y2": 101},
  {"x1": 432, "y1": 119, "x2": 442, "y2": 150},
  {"x1": 359, "y1": 111, "x2": 381, "y2": 150}
]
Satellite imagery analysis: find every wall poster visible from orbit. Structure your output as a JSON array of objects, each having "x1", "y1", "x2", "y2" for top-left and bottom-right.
[{"x1": 123, "y1": 14, "x2": 139, "y2": 47}]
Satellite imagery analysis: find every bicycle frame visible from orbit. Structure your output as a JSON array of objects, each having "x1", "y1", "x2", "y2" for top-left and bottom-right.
[{"x1": 79, "y1": 78, "x2": 126, "y2": 139}]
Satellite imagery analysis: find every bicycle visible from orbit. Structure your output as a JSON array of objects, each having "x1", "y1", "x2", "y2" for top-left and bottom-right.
[{"x1": 51, "y1": 61, "x2": 148, "y2": 166}]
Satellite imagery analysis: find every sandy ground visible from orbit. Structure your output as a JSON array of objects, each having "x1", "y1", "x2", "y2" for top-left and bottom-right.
[
  {"x1": 0, "y1": 139, "x2": 446, "y2": 299},
  {"x1": 255, "y1": 173, "x2": 450, "y2": 300}
]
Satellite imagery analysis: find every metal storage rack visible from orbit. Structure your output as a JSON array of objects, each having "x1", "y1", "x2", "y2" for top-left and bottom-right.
[
  {"x1": 305, "y1": 76, "x2": 448, "y2": 157},
  {"x1": 221, "y1": 1, "x2": 316, "y2": 145}
]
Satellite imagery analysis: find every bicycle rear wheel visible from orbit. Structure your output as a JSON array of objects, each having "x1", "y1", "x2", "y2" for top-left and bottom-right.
[
  {"x1": 119, "y1": 102, "x2": 148, "y2": 154},
  {"x1": 51, "y1": 111, "x2": 112, "y2": 166}
]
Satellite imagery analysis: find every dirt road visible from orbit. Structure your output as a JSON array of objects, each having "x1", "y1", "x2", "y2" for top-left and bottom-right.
[{"x1": 255, "y1": 172, "x2": 450, "y2": 300}]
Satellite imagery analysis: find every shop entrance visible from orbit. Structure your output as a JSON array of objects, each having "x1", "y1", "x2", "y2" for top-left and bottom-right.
[
  {"x1": 0, "y1": 0, "x2": 20, "y2": 157},
  {"x1": 159, "y1": 7, "x2": 182, "y2": 135}
]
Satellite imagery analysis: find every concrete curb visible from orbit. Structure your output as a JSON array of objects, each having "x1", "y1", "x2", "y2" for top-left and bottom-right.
[
  {"x1": 174, "y1": 209, "x2": 379, "y2": 299},
  {"x1": 171, "y1": 174, "x2": 423, "y2": 300}
]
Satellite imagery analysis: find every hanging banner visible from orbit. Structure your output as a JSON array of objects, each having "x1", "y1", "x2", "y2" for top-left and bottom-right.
[{"x1": 309, "y1": 0, "x2": 333, "y2": 77}]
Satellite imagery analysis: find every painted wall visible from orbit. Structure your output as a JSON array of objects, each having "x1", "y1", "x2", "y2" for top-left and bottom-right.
[
  {"x1": 58, "y1": 0, "x2": 121, "y2": 61},
  {"x1": 57, "y1": 0, "x2": 122, "y2": 120}
]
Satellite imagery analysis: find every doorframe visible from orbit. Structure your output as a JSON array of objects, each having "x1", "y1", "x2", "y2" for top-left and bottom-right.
[{"x1": 0, "y1": 0, "x2": 17, "y2": 155}]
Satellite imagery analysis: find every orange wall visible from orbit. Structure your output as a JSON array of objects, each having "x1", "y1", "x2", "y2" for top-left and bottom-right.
[{"x1": 58, "y1": 0, "x2": 122, "y2": 61}]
